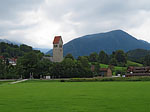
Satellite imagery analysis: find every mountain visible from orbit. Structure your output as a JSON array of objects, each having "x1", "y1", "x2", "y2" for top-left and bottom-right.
[
  {"x1": 0, "y1": 39, "x2": 11, "y2": 44},
  {"x1": 47, "y1": 30, "x2": 150, "y2": 58}
]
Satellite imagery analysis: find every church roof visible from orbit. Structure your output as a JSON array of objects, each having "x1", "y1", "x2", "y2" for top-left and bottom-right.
[{"x1": 53, "y1": 36, "x2": 62, "y2": 44}]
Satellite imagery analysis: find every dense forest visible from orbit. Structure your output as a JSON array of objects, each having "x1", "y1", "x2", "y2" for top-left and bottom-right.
[
  {"x1": 0, "y1": 42, "x2": 150, "y2": 79},
  {"x1": 0, "y1": 42, "x2": 42, "y2": 58}
]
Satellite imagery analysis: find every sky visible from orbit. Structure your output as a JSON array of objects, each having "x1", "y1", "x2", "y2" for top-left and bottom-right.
[{"x1": 0, "y1": 0, "x2": 150, "y2": 49}]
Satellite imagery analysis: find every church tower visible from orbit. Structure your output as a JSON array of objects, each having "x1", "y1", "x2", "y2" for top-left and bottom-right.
[{"x1": 53, "y1": 36, "x2": 63, "y2": 62}]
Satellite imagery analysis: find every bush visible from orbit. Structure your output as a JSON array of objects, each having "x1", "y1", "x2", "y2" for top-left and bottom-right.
[{"x1": 64, "y1": 77, "x2": 150, "y2": 82}]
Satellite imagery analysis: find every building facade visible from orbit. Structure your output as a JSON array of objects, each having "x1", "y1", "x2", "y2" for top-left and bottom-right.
[
  {"x1": 99, "y1": 68, "x2": 112, "y2": 77},
  {"x1": 126, "y1": 66, "x2": 150, "y2": 77},
  {"x1": 52, "y1": 36, "x2": 63, "y2": 62},
  {"x1": 91, "y1": 65, "x2": 112, "y2": 77}
]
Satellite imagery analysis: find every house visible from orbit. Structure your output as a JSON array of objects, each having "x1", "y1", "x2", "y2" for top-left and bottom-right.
[
  {"x1": 0, "y1": 56, "x2": 17, "y2": 65},
  {"x1": 0, "y1": 56, "x2": 4, "y2": 60},
  {"x1": 8, "y1": 58, "x2": 17, "y2": 66},
  {"x1": 91, "y1": 65, "x2": 112, "y2": 77},
  {"x1": 99, "y1": 68, "x2": 112, "y2": 77},
  {"x1": 126, "y1": 66, "x2": 150, "y2": 77},
  {"x1": 91, "y1": 65, "x2": 95, "y2": 72}
]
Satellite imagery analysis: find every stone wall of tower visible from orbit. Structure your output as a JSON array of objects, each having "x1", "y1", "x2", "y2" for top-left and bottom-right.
[{"x1": 53, "y1": 39, "x2": 63, "y2": 62}]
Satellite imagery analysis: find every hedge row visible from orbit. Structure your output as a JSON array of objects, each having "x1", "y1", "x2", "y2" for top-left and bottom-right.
[{"x1": 61, "y1": 77, "x2": 150, "y2": 82}]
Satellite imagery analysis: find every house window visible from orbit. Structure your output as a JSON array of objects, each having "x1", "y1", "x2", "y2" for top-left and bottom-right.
[
  {"x1": 54, "y1": 45, "x2": 58, "y2": 48},
  {"x1": 59, "y1": 45, "x2": 62, "y2": 48}
]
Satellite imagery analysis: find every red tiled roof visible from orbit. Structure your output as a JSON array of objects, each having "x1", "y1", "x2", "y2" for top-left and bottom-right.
[
  {"x1": 53, "y1": 36, "x2": 62, "y2": 44},
  {"x1": 100, "y1": 68, "x2": 108, "y2": 71},
  {"x1": 0, "y1": 56, "x2": 4, "y2": 59},
  {"x1": 11, "y1": 58, "x2": 17, "y2": 62}
]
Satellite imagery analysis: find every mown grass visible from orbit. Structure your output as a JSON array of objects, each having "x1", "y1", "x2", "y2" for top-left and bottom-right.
[
  {"x1": 0, "y1": 81, "x2": 150, "y2": 112},
  {"x1": 126, "y1": 60, "x2": 143, "y2": 67},
  {"x1": 100, "y1": 63, "x2": 109, "y2": 68},
  {"x1": 0, "y1": 80, "x2": 14, "y2": 85}
]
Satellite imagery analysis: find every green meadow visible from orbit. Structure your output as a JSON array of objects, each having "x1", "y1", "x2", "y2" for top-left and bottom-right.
[
  {"x1": 0, "y1": 80, "x2": 14, "y2": 85},
  {"x1": 0, "y1": 80, "x2": 150, "y2": 112}
]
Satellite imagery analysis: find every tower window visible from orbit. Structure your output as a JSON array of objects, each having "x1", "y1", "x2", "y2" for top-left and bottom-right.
[{"x1": 54, "y1": 45, "x2": 58, "y2": 48}]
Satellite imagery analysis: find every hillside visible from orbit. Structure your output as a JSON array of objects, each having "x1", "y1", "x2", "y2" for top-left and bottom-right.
[
  {"x1": 47, "y1": 30, "x2": 150, "y2": 58},
  {"x1": 127, "y1": 49, "x2": 150, "y2": 62},
  {"x1": 0, "y1": 42, "x2": 42, "y2": 58},
  {"x1": 0, "y1": 39, "x2": 49, "y2": 53}
]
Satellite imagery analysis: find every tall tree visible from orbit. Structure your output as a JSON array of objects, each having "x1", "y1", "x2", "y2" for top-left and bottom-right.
[
  {"x1": 77, "y1": 56, "x2": 92, "y2": 77},
  {"x1": 0, "y1": 59, "x2": 5, "y2": 78},
  {"x1": 36, "y1": 59, "x2": 53, "y2": 77},
  {"x1": 65, "y1": 53, "x2": 74, "y2": 60},
  {"x1": 98, "y1": 50, "x2": 109, "y2": 64},
  {"x1": 77, "y1": 56, "x2": 89, "y2": 68},
  {"x1": 143, "y1": 55, "x2": 150, "y2": 66},
  {"x1": 61, "y1": 58, "x2": 77, "y2": 78},
  {"x1": 115, "y1": 50, "x2": 127, "y2": 66},
  {"x1": 89, "y1": 52, "x2": 98, "y2": 62},
  {"x1": 17, "y1": 52, "x2": 39, "y2": 78},
  {"x1": 109, "y1": 58, "x2": 117, "y2": 66}
]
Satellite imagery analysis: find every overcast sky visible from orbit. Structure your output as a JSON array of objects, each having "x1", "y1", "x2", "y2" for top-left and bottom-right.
[{"x1": 0, "y1": 0, "x2": 150, "y2": 48}]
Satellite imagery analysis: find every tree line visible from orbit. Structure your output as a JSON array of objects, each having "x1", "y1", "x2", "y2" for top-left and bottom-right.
[
  {"x1": 0, "y1": 49, "x2": 129, "y2": 79},
  {"x1": 88, "y1": 50, "x2": 127, "y2": 66},
  {"x1": 0, "y1": 51, "x2": 93, "y2": 79},
  {"x1": 0, "y1": 42, "x2": 150, "y2": 79}
]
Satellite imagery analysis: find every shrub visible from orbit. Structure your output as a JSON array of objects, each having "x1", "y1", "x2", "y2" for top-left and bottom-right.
[{"x1": 64, "y1": 77, "x2": 150, "y2": 82}]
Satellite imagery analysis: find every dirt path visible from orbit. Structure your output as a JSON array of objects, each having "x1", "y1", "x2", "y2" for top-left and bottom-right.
[{"x1": 10, "y1": 79, "x2": 28, "y2": 84}]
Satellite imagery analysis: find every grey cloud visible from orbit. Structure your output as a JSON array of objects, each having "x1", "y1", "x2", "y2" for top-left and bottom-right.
[
  {"x1": 0, "y1": 0, "x2": 150, "y2": 48},
  {"x1": 0, "y1": 0, "x2": 43, "y2": 36},
  {"x1": 58, "y1": 1, "x2": 150, "y2": 31},
  {"x1": 0, "y1": 0, "x2": 44, "y2": 21},
  {"x1": 39, "y1": 0, "x2": 150, "y2": 43}
]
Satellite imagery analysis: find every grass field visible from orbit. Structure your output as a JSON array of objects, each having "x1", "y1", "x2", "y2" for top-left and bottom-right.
[
  {"x1": 0, "y1": 80, "x2": 14, "y2": 85},
  {"x1": 0, "y1": 80, "x2": 150, "y2": 112},
  {"x1": 126, "y1": 60, "x2": 143, "y2": 67}
]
